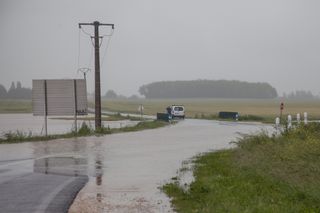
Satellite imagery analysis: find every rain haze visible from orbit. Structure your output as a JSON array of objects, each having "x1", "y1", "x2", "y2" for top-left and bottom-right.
[
  {"x1": 1, "y1": 0, "x2": 320, "y2": 96},
  {"x1": 2, "y1": 1, "x2": 320, "y2": 212}
]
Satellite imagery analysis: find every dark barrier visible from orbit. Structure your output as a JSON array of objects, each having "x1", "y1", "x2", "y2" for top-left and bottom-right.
[
  {"x1": 157, "y1": 113, "x2": 170, "y2": 122},
  {"x1": 219, "y1": 111, "x2": 239, "y2": 120}
]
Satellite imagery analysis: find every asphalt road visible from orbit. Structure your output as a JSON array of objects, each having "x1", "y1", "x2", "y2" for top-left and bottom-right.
[
  {"x1": 0, "y1": 119, "x2": 271, "y2": 213},
  {"x1": 0, "y1": 173, "x2": 87, "y2": 213},
  {"x1": 0, "y1": 154, "x2": 88, "y2": 213}
]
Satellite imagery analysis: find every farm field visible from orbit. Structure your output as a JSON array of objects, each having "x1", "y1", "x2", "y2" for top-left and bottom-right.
[
  {"x1": 0, "y1": 100, "x2": 32, "y2": 113},
  {"x1": 1, "y1": 98, "x2": 320, "y2": 120},
  {"x1": 99, "y1": 98, "x2": 320, "y2": 119}
]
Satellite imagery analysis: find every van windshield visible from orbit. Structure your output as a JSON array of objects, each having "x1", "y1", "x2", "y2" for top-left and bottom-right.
[{"x1": 173, "y1": 107, "x2": 184, "y2": 111}]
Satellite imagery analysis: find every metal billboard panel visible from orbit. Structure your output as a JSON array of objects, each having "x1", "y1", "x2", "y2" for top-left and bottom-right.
[{"x1": 32, "y1": 79, "x2": 88, "y2": 116}]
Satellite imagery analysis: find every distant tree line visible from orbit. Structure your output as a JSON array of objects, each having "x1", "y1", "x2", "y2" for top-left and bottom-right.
[
  {"x1": 139, "y1": 80, "x2": 278, "y2": 99},
  {"x1": 103, "y1": 90, "x2": 140, "y2": 100},
  {"x1": 282, "y1": 90, "x2": 319, "y2": 100},
  {"x1": 0, "y1": 82, "x2": 32, "y2": 99}
]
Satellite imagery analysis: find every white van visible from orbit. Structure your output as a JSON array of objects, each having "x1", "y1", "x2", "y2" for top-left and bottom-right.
[{"x1": 171, "y1": 105, "x2": 185, "y2": 119}]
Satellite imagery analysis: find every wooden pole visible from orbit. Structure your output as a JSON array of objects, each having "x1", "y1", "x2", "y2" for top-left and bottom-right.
[{"x1": 78, "y1": 21, "x2": 114, "y2": 130}]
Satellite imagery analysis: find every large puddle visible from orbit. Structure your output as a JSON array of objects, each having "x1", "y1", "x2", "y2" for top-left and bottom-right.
[
  {"x1": 0, "y1": 113, "x2": 139, "y2": 136},
  {"x1": 0, "y1": 118, "x2": 272, "y2": 212},
  {"x1": 34, "y1": 156, "x2": 88, "y2": 176}
]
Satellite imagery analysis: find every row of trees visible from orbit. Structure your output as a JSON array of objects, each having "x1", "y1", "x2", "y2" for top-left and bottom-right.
[
  {"x1": 282, "y1": 90, "x2": 318, "y2": 100},
  {"x1": 2, "y1": 81, "x2": 316, "y2": 100},
  {"x1": 0, "y1": 82, "x2": 32, "y2": 99},
  {"x1": 139, "y1": 80, "x2": 278, "y2": 99},
  {"x1": 104, "y1": 90, "x2": 140, "y2": 100}
]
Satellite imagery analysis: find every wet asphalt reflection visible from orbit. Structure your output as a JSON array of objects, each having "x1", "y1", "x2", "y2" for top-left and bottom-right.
[{"x1": 0, "y1": 119, "x2": 271, "y2": 213}]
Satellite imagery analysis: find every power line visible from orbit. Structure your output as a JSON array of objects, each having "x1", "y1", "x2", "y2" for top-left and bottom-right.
[
  {"x1": 90, "y1": 36, "x2": 104, "y2": 47},
  {"x1": 80, "y1": 25, "x2": 112, "y2": 48},
  {"x1": 77, "y1": 28, "x2": 81, "y2": 70},
  {"x1": 101, "y1": 28, "x2": 114, "y2": 37},
  {"x1": 100, "y1": 28, "x2": 114, "y2": 67},
  {"x1": 78, "y1": 26, "x2": 95, "y2": 71},
  {"x1": 87, "y1": 44, "x2": 94, "y2": 68},
  {"x1": 101, "y1": 35, "x2": 113, "y2": 68},
  {"x1": 80, "y1": 27, "x2": 93, "y2": 37}
]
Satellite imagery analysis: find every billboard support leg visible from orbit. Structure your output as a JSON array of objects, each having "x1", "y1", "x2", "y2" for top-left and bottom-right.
[
  {"x1": 74, "y1": 79, "x2": 78, "y2": 134},
  {"x1": 44, "y1": 80, "x2": 48, "y2": 136}
]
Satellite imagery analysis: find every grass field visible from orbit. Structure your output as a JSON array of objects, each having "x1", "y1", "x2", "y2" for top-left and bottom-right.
[
  {"x1": 2, "y1": 98, "x2": 320, "y2": 121},
  {"x1": 0, "y1": 100, "x2": 32, "y2": 113},
  {"x1": 99, "y1": 98, "x2": 320, "y2": 120},
  {"x1": 163, "y1": 123, "x2": 320, "y2": 212}
]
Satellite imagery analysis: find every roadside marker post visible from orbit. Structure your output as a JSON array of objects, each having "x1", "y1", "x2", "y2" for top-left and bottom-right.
[
  {"x1": 304, "y1": 112, "x2": 308, "y2": 124},
  {"x1": 297, "y1": 113, "x2": 301, "y2": 124},
  {"x1": 138, "y1": 104, "x2": 144, "y2": 120},
  {"x1": 275, "y1": 117, "x2": 280, "y2": 131},
  {"x1": 287, "y1": 115, "x2": 292, "y2": 129}
]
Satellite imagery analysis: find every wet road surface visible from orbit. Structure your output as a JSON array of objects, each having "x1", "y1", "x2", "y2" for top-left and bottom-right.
[
  {"x1": 0, "y1": 119, "x2": 271, "y2": 213},
  {"x1": 0, "y1": 172, "x2": 87, "y2": 213},
  {"x1": 0, "y1": 113, "x2": 139, "y2": 136}
]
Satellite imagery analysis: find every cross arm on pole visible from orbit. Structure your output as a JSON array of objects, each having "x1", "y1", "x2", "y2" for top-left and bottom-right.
[
  {"x1": 79, "y1": 22, "x2": 114, "y2": 29},
  {"x1": 78, "y1": 23, "x2": 92, "y2": 28},
  {"x1": 98, "y1": 23, "x2": 115, "y2": 29}
]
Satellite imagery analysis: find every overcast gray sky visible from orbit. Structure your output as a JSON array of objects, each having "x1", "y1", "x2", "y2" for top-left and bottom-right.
[{"x1": 1, "y1": 0, "x2": 320, "y2": 96}]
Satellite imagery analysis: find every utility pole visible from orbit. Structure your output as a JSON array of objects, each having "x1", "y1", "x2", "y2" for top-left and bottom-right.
[
  {"x1": 78, "y1": 68, "x2": 91, "y2": 81},
  {"x1": 78, "y1": 21, "x2": 114, "y2": 129}
]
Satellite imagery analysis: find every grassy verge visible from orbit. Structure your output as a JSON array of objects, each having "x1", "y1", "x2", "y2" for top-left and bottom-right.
[
  {"x1": 0, "y1": 120, "x2": 168, "y2": 144},
  {"x1": 193, "y1": 113, "x2": 275, "y2": 123},
  {"x1": 163, "y1": 123, "x2": 320, "y2": 212}
]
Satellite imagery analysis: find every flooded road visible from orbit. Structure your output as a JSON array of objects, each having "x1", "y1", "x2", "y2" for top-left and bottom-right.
[
  {"x1": 0, "y1": 113, "x2": 139, "y2": 136},
  {"x1": 0, "y1": 119, "x2": 271, "y2": 213}
]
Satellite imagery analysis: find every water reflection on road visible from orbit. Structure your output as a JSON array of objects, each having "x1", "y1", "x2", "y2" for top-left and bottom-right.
[
  {"x1": 0, "y1": 119, "x2": 272, "y2": 213},
  {"x1": 0, "y1": 113, "x2": 139, "y2": 136}
]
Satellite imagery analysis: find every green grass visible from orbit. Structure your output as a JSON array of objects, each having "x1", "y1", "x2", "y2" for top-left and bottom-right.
[
  {"x1": 0, "y1": 120, "x2": 168, "y2": 144},
  {"x1": 193, "y1": 113, "x2": 275, "y2": 123},
  {"x1": 0, "y1": 100, "x2": 32, "y2": 113},
  {"x1": 163, "y1": 123, "x2": 320, "y2": 212}
]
